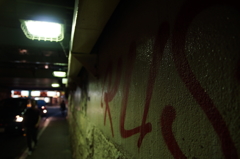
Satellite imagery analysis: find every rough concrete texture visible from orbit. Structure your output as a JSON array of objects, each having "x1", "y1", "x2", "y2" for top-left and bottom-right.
[
  {"x1": 68, "y1": 0, "x2": 240, "y2": 158},
  {"x1": 68, "y1": 103, "x2": 128, "y2": 159}
]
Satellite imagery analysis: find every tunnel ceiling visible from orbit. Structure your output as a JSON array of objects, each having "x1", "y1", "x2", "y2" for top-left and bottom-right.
[
  {"x1": 0, "y1": 0, "x2": 120, "y2": 91},
  {"x1": 0, "y1": 0, "x2": 74, "y2": 90}
]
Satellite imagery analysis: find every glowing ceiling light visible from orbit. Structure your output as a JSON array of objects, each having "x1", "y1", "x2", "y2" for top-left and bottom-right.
[
  {"x1": 20, "y1": 20, "x2": 64, "y2": 42},
  {"x1": 53, "y1": 71, "x2": 66, "y2": 77},
  {"x1": 62, "y1": 78, "x2": 68, "y2": 84},
  {"x1": 51, "y1": 83, "x2": 60, "y2": 87}
]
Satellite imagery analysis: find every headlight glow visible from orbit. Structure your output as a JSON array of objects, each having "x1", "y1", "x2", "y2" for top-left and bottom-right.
[
  {"x1": 15, "y1": 115, "x2": 24, "y2": 122},
  {"x1": 43, "y1": 109, "x2": 47, "y2": 114}
]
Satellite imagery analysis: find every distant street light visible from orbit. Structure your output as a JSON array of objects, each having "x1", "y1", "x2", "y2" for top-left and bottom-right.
[
  {"x1": 62, "y1": 78, "x2": 68, "y2": 84},
  {"x1": 53, "y1": 71, "x2": 66, "y2": 77},
  {"x1": 51, "y1": 83, "x2": 60, "y2": 88}
]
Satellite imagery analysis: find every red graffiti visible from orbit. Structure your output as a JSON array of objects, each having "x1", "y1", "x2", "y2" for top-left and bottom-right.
[
  {"x1": 100, "y1": 0, "x2": 239, "y2": 158},
  {"x1": 120, "y1": 22, "x2": 170, "y2": 148},
  {"x1": 171, "y1": 0, "x2": 238, "y2": 158},
  {"x1": 161, "y1": 106, "x2": 187, "y2": 159},
  {"x1": 120, "y1": 41, "x2": 141, "y2": 138},
  {"x1": 101, "y1": 59, "x2": 122, "y2": 137}
]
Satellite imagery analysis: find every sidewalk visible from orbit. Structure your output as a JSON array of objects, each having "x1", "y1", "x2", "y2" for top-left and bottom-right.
[{"x1": 19, "y1": 115, "x2": 72, "y2": 159}]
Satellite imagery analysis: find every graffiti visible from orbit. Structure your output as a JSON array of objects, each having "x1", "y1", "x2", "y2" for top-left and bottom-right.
[
  {"x1": 101, "y1": 59, "x2": 122, "y2": 137},
  {"x1": 119, "y1": 41, "x2": 153, "y2": 147},
  {"x1": 161, "y1": 106, "x2": 187, "y2": 159},
  {"x1": 120, "y1": 22, "x2": 170, "y2": 148},
  {"x1": 100, "y1": 0, "x2": 239, "y2": 158},
  {"x1": 171, "y1": 0, "x2": 238, "y2": 158}
]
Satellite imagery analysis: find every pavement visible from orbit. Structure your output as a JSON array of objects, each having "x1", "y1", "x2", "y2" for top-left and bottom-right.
[{"x1": 19, "y1": 107, "x2": 72, "y2": 159}]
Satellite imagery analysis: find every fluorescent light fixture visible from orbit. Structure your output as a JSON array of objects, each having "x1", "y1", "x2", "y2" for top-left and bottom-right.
[
  {"x1": 51, "y1": 83, "x2": 60, "y2": 87},
  {"x1": 20, "y1": 20, "x2": 64, "y2": 42},
  {"x1": 53, "y1": 71, "x2": 66, "y2": 77},
  {"x1": 62, "y1": 78, "x2": 68, "y2": 84}
]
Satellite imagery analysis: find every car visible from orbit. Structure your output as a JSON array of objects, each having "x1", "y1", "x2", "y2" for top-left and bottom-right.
[
  {"x1": 36, "y1": 100, "x2": 48, "y2": 117},
  {"x1": 0, "y1": 98, "x2": 29, "y2": 134}
]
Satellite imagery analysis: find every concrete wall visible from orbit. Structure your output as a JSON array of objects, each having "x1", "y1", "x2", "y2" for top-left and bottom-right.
[{"x1": 68, "y1": 0, "x2": 240, "y2": 158}]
